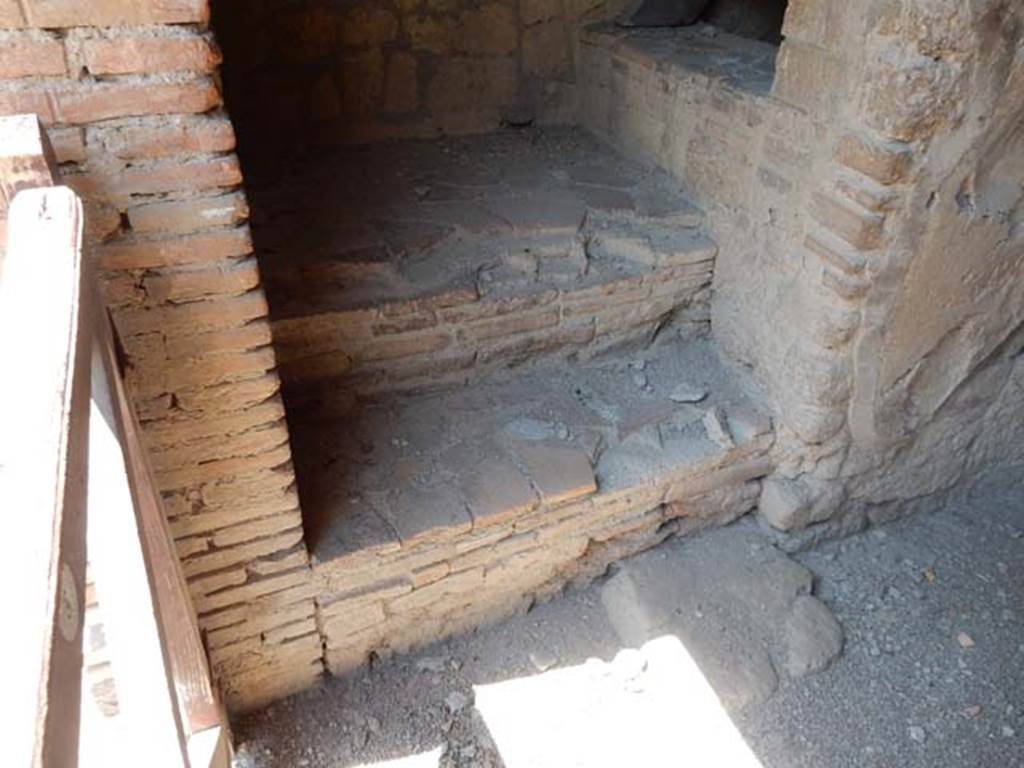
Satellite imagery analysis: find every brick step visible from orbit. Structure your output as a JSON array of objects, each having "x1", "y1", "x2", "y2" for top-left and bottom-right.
[
  {"x1": 289, "y1": 336, "x2": 774, "y2": 674},
  {"x1": 246, "y1": 127, "x2": 715, "y2": 416}
]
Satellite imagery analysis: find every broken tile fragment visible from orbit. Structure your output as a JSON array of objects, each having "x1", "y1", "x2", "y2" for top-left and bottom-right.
[
  {"x1": 462, "y1": 457, "x2": 539, "y2": 526},
  {"x1": 514, "y1": 440, "x2": 597, "y2": 506},
  {"x1": 669, "y1": 383, "x2": 707, "y2": 403},
  {"x1": 702, "y1": 406, "x2": 734, "y2": 449},
  {"x1": 383, "y1": 484, "x2": 472, "y2": 542}
]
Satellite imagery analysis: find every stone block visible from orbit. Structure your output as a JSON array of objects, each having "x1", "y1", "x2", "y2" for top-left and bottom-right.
[
  {"x1": 772, "y1": 42, "x2": 845, "y2": 116},
  {"x1": 339, "y1": 3, "x2": 399, "y2": 47},
  {"x1": 457, "y1": 308, "x2": 560, "y2": 343},
  {"x1": 758, "y1": 476, "x2": 843, "y2": 531},
  {"x1": 184, "y1": 531, "x2": 307, "y2": 583},
  {"x1": 462, "y1": 457, "x2": 539, "y2": 526},
  {"x1": 350, "y1": 329, "x2": 452, "y2": 363},
  {"x1": 783, "y1": 595, "x2": 843, "y2": 678},
  {"x1": 804, "y1": 232, "x2": 866, "y2": 275},
  {"x1": 383, "y1": 52, "x2": 419, "y2": 113},
  {"x1": 8, "y1": 0, "x2": 207, "y2": 27},
  {"x1": 0, "y1": 80, "x2": 221, "y2": 126},
  {"x1": 513, "y1": 441, "x2": 597, "y2": 506},
  {"x1": 427, "y1": 57, "x2": 517, "y2": 113},
  {"x1": 82, "y1": 35, "x2": 221, "y2": 75},
  {"x1": 101, "y1": 117, "x2": 236, "y2": 160},
  {"x1": 834, "y1": 133, "x2": 913, "y2": 185},
  {"x1": 0, "y1": 33, "x2": 66, "y2": 78},
  {"x1": 810, "y1": 192, "x2": 884, "y2": 252},
  {"x1": 127, "y1": 191, "x2": 250, "y2": 235},
  {"x1": 407, "y1": 15, "x2": 451, "y2": 54},
  {"x1": 71, "y1": 157, "x2": 242, "y2": 200},
  {"x1": 861, "y1": 56, "x2": 964, "y2": 141},
  {"x1": 385, "y1": 567, "x2": 485, "y2": 614},
  {"x1": 337, "y1": 49, "x2": 385, "y2": 117},
  {"x1": 382, "y1": 483, "x2": 472, "y2": 542},
  {"x1": 211, "y1": 511, "x2": 304, "y2": 549},
  {"x1": 821, "y1": 265, "x2": 870, "y2": 301},
  {"x1": 521, "y1": 0, "x2": 560, "y2": 25},
  {"x1": 142, "y1": 259, "x2": 261, "y2": 304},
  {"x1": 456, "y1": 3, "x2": 518, "y2": 55},
  {"x1": 276, "y1": 5, "x2": 337, "y2": 61},
  {"x1": 523, "y1": 20, "x2": 572, "y2": 80},
  {"x1": 98, "y1": 228, "x2": 253, "y2": 270},
  {"x1": 47, "y1": 126, "x2": 86, "y2": 163}
]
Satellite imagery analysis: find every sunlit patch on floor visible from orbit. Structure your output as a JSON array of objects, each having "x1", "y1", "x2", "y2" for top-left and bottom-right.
[
  {"x1": 353, "y1": 747, "x2": 444, "y2": 768},
  {"x1": 473, "y1": 636, "x2": 764, "y2": 768}
]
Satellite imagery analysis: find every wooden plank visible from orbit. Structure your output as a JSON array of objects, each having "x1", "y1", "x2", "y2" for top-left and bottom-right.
[
  {"x1": 0, "y1": 115, "x2": 58, "y2": 253},
  {"x1": 93, "y1": 304, "x2": 224, "y2": 736},
  {"x1": 188, "y1": 726, "x2": 231, "y2": 768},
  {"x1": 0, "y1": 186, "x2": 90, "y2": 767},
  {"x1": 88, "y1": 328, "x2": 191, "y2": 767}
]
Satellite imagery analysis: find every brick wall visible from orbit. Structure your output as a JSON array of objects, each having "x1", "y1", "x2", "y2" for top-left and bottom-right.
[
  {"x1": 210, "y1": 0, "x2": 621, "y2": 160},
  {"x1": 0, "y1": 0, "x2": 321, "y2": 711}
]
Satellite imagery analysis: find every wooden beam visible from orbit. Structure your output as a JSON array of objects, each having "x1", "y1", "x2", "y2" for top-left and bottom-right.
[
  {"x1": 87, "y1": 327, "x2": 192, "y2": 767},
  {"x1": 92, "y1": 304, "x2": 223, "y2": 737},
  {"x1": 0, "y1": 186, "x2": 90, "y2": 768},
  {"x1": 0, "y1": 115, "x2": 57, "y2": 253}
]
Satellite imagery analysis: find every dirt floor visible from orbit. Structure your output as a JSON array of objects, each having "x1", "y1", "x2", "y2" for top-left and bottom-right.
[{"x1": 232, "y1": 470, "x2": 1023, "y2": 768}]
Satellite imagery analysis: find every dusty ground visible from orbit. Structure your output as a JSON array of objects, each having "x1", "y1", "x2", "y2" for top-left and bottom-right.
[{"x1": 233, "y1": 472, "x2": 1023, "y2": 768}]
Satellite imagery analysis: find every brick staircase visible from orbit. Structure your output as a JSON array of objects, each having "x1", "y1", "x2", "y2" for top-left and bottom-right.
[{"x1": 245, "y1": 127, "x2": 775, "y2": 672}]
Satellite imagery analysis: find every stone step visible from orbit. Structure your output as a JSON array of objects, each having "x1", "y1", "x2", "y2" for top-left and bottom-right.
[
  {"x1": 246, "y1": 128, "x2": 716, "y2": 416},
  {"x1": 291, "y1": 336, "x2": 775, "y2": 674}
]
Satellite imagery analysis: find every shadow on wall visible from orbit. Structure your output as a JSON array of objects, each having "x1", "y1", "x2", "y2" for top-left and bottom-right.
[
  {"x1": 208, "y1": 0, "x2": 619, "y2": 167},
  {"x1": 620, "y1": 0, "x2": 788, "y2": 44}
]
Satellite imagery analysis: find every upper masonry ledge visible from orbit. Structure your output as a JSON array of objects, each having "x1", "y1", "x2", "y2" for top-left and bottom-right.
[{"x1": 580, "y1": 22, "x2": 780, "y2": 98}]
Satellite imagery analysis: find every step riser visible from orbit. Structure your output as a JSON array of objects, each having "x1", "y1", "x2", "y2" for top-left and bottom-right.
[
  {"x1": 274, "y1": 264, "x2": 712, "y2": 416},
  {"x1": 314, "y1": 445, "x2": 772, "y2": 675}
]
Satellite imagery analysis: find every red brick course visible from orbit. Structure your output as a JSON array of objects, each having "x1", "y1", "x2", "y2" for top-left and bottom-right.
[
  {"x1": 83, "y1": 36, "x2": 222, "y2": 76},
  {"x1": 0, "y1": 36, "x2": 66, "y2": 78},
  {"x1": 0, "y1": 0, "x2": 321, "y2": 711},
  {"x1": 0, "y1": 0, "x2": 208, "y2": 28}
]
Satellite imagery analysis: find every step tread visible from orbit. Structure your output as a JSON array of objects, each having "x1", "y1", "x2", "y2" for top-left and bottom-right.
[
  {"x1": 249, "y1": 127, "x2": 708, "y2": 321},
  {"x1": 294, "y1": 337, "x2": 772, "y2": 566}
]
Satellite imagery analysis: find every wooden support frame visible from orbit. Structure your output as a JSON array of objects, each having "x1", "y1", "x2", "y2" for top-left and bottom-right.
[
  {"x1": 1, "y1": 186, "x2": 90, "y2": 767},
  {"x1": 88, "y1": 301, "x2": 227, "y2": 765},
  {"x1": 0, "y1": 115, "x2": 229, "y2": 767}
]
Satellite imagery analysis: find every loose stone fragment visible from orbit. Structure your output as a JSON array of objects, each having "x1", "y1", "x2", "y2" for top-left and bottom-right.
[
  {"x1": 783, "y1": 595, "x2": 844, "y2": 678},
  {"x1": 702, "y1": 406, "x2": 734, "y2": 448},
  {"x1": 669, "y1": 383, "x2": 707, "y2": 403},
  {"x1": 445, "y1": 691, "x2": 470, "y2": 713}
]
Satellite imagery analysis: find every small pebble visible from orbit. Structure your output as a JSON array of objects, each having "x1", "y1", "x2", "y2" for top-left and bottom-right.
[
  {"x1": 416, "y1": 656, "x2": 448, "y2": 673},
  {"x1": 529, "y1": 649, "x2": 558, "y2": 672},
  {"x1": 445, "y1": 691, "x2": 470, "y2": 713},
  {"x1": 669, "y1": 383, "x2": 707, "y2": 403}
]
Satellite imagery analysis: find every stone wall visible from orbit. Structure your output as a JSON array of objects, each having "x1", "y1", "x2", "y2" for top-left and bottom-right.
[
  {"x1": 578, "y1": 5, "x2": 866, "y2": 452},
  {"x1": 837, "y1": 0, "x2": 1024, "y2": 523},
  {"x1": 0, "y1": 0, "x2": 321, "y2": 711},
  {"x1": 210, "y1": 0, "x2": 623, "y2": 161},
  {"x1": 578, "y1": 0, "x2": 1024, "y2": 537},
  {"x1": 757, "y1": 0, "x2": 1024, "y2": 538}
]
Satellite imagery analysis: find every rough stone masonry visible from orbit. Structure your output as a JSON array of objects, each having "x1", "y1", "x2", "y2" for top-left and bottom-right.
[{"x1": 2, "y1": 0, "x2": 1021, "y2": 714}]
